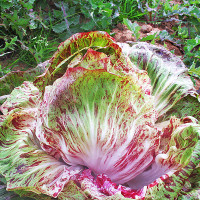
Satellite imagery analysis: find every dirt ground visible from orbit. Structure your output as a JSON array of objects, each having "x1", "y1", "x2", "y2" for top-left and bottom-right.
[{"x1": 111, "y1": 22, "x2": 183, "y2": 57}]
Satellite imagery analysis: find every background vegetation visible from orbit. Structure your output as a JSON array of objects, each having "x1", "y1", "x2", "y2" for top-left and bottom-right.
[{"x1": 0, "y1": 0, "x2": 200, "y2": 79}]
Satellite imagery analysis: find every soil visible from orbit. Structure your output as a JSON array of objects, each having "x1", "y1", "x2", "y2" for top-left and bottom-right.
[{"x1": 111, "y1": 22, "x2": 183, "y2": 57}]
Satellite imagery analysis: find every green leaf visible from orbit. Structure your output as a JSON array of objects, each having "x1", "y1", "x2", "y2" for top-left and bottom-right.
[
  {"x1": 0, "y1": 36, "x2": 17, "y2": 54},
  {"x1": 53, "y1": 9, "x2": 63, "y2": 18},
  {"x1": 140, "y1": 33, "x2": 158, "y2": 42},
  {"x1": 184, "y1": 36, "x2": 200, "y2": 62},
  {"x1": 81, "y1": 20, "x2": 96, "y2": 31},
  {"x1": 22, "y1": 2, "x2": 34, "y2": 10},
  {"x1": 67, "y1": 6, "x2": 76, "y2": 16},
  {"x1": 16, "y1": 18, "x2": 29, "y2": 26},
  {"x1": 52, "y1": 21, "x2": 68, "y2": 33},
  {"x1": 185, "y1": 36, "x2": 200, "y2": 52},
  {"x1": 68, "y1": 15, "x2": 80, "y2": 26},
  {"x1": 102, "y1": 8, "x2": 113, "y2": 17},
  {"x1": 123, "y1": 18, "x2": 141, "y2": 41},
  {"x1": 0, "y1": 0, "x2": 12, "y2": 9},
  {"x1": 189, "y1": 63, "x2": 200, "y2": 78},
  {"x1": 158, "y1": 30, "x2": 173, "y2": 41}
]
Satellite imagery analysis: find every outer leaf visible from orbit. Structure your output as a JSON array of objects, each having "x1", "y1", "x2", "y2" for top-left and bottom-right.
[
  {"x1": 0, "y1": 174, "x2": 34, "y2": 200},
  {"x1": 145, "y1": 141, "x2": 200, "y2": 199},
  {"x1": 144, "y1": 118, "x2": 200, "y2": 199},
  {"x1": 0, "y1": 122, "x2": 74, "y2": 198},
  {"x1": 33, "y1": 31, "x2": 122, "y2": 92},
  {"x1": 58, "y1": 180, "x2": 88, "y2": 200},
  {"x1": 1, "y1": 81, "x2": 40, "y2": 115},
  {"x1": 119, "y1": 42, "x2": 198, "y2": 117},
  {"x1": 177, "y1": 167, "x2": 200, "y2": 199},
  {"x1": 0, "y1": 61, "x2": 48, "y2": 105},
  {"x1": 0, "y1": 82, "x2": 81, "y2": 199},
  {"x1": 159, "y1": 95, "x2": 200, "y2": 122}
]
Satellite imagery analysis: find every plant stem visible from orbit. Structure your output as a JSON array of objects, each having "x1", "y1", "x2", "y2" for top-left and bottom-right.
[
  {"x1": 61, "y1": 1, "x2": 72, "y2": 35},
  {"x1": 188, "y1": 22, "x2": 191, "y2": 39}
]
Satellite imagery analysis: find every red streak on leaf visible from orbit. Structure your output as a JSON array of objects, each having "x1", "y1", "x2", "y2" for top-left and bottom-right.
[
  {"x1": 82, "y1": 48, "x2": 107, "y2": 61},
  {"x1": 147, "y1": 174, "x2": 170, "y2": 189},
  {"x1": 30, "y1": 161, "x2": 43, "y2": 168},
  {"x1": 53, "y1": 192, "x2": 59, "y2": 198},
  {"x1": 20, "y1": 153, "x2": 31, "y2": 159},
  {"x1": 18, "y1": 145, "x2": 29, "y2": 149},
  {"x1": 8, "y1": 107, "x2": 15, "y2": 112},
  {"x1": 29, "y1": 97, "x2": 36, "y2": 105},
  {"x1": 78, "y1": 169, "x2": 95, "y2": 182},
  {"x1": 145, "y1": 89, "x2": 151, "y2": 95},
  {"x1": 96, "y1": 174, "x2": 146, "y2": 199},
  {"x1": 39, "y1": 177, "x2": 45, "y2": 182},
  {"x1": 78, "y1": 170, "x2": 146, "y2": 199}
]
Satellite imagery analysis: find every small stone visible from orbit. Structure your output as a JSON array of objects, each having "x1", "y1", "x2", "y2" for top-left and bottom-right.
[
  {"x1": 140, "y1": 25, "x2": 153, "y2": 33},
  {"x1": 147, "y1": 28, "x2": 160, "y2": 36}
]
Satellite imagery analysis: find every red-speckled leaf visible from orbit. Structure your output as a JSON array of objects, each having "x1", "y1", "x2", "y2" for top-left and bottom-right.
[
  {"x1": 120, "y1": 42, "x2": 198, "y2": 117},
  {"x1": 126, "y1": 116, "x2": 200, "y2": 199},
  {"x1": 159, "y1": 95, "x2": 200, "y2": 122},
  {"x1": 1, "y1": 81, "x2": 40, "y2": 115},
  {"x1": 36, "y1": 66, "x2": 159, "y2": 186},
  {"x1": 0, "y1": 82, "x2": 81, "y2": 199},
  {"x1": 33, "y1": 31, "x2": 122, "y2": 92},
  {"x1": 0, "y1": 61, "x2": 48, "y2": 104}
]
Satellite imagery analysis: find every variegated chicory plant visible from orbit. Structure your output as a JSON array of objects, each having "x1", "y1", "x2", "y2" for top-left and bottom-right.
[{"x1": 0, "y1": 31, "x2": 200, "y2": 200}]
